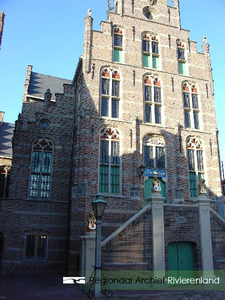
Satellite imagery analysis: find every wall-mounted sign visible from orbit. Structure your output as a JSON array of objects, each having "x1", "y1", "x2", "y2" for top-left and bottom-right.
[{"x1": 144, "y1": 169, "x2": 167, "y2": 178}]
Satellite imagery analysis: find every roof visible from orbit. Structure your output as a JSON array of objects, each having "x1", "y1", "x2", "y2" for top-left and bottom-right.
[
  {"x1": 28, "y1": 72, "x2": 72, "y2": 100},
  {"x1": 0, "y1": 122, "x2": 14, "y2": 157}
]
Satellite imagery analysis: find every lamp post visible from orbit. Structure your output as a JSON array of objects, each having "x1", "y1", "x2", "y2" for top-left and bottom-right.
[{"x1": 92, "y1": 194, "x2": 107, "y2": 298}]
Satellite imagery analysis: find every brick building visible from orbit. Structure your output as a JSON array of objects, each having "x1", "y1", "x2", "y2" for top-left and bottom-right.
[{"x1": 0, "y1": 0, "x2": 224, "y2": 276}]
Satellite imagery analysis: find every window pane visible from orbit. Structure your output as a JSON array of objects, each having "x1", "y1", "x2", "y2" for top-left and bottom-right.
[
  {"x1": 114, "y1": 49, "x2": 123, "y2": 62},
  {"x1": 102, "y1": 79, "x2": 109, "y2": 95},
  {"x1": 152, "y1": 41, "x2": 159, "y2": 54},
  {"x1": 156, "y1": 147, "x2": 165, "y2": 169},
  {"x1": 31, "y1": 152, "x2": 42, "y2": 173},
  {"x1": 40, "y1": 175, "x2": 51, "y2": 198},
  {"x1": 114, "y1": 34, "x2": 123, "y2": 47},
  {"x1": 192, "y1": 94, "x2": 199, "y2": 109},
  {"x1": 112, "y1": 80, "x2": 120, "y2": 97},
  {"x1": 111, "y1": 141, "x2": 120, "y2": 164},
  {"x1": 36, "y1": 236, "x2": 47, "y2": 259},
  {"x1": 29, "y1": 174, "x2": 40, "y2": 197},
  {"x1": 185, "y1": 110, "x2": 191, "y2": 128},
  {"x1": 194, "y1": 112, "x2": 200, "y2": 129},
  {"x1": 145, "y1": 86, "x2": 152, "y2": 102},
  {"x1": 99, "y1": 165, "x2": 109, "y2": 193},
  {"x1": 111, "y1": 166, "x2": 120, "y2": 193},
  {"x1": 152, "y1": 56, "x2": 159, "y2": 69},
  {"x1": 197, "y1": 150, "x2": 204, "y2": 172},
  {"x1": 142, "y1": 40, "x2": 150, "y2": 52},
  {"x1": 101, "y1": 98, "x2": 109, "y2": 117},
  {"x1": 183, "y1": 92, "x2": 190, "y2": 108},
  {"x1": 25, "y1": 235, "x2": 36, "y2": 259},
  {"x1": 100, "y1": 141, "x2": 109, "y2": 163},
  {"x1": 143, "y1": 54, "x2": 150, "y2": 68},
  {"x1": 188, "y1": 149, "x2": 195, "y2": 171},
  {"x1": 145, "y1": 104, "x2": 152, "y2": 123},
  {"x1": 144, "y1": 146, "x2": 154, "y2": 168},
  {"x1": 155, "y1": 105, "x2": 161, "y2": 124},
  {"x1": 42, "y1": 152, "x2": 52, "y2": 173},
  {"x1": 112, "y1": 99, "x2": 119, "y2": 118},
  {"x1": 178, "y1": 48, "x2": 185, "y2": 60},
  {"x1": 154, "y1": 87, "x2": 161, "y2": 103},
  {"x1": 189, "y1": 172, "x2": 197, "y2": 197},
  {"x1": 179, "y1": 62, "x2": 186, "y2": 75}
]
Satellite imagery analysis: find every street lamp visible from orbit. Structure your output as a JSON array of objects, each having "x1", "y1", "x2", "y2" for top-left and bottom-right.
[{"x1": 91, "y1": 194, "x2": 107, "y2": 298}]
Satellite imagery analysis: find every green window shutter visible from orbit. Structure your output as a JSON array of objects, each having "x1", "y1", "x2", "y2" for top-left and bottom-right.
[
  {"x1": 114, "y1": 49, "x2": 123, "y2": 62},
  {"x1": 179, "y1": 62, "x2": 186, "y2": 75},
  {"x1": 99, "y1": 165, "x2": 109, "y2": 193},
  {"x1": 143, "y1": 54, "x2": 150, "y2": 68},
  {"x1": 111, "y1": 166, "x2": 120, "y2": 193},
  {"x1": 152, "y1": 56, "x2": 159, "y2": 69}
]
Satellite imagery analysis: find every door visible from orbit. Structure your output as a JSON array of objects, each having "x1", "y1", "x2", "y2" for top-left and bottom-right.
[
  {"x1": 168, "y1": 242, "x2": 195, "y2": 279},
  {"x1": 144, "y1": 177, "x2": 166, "y2": 205}
]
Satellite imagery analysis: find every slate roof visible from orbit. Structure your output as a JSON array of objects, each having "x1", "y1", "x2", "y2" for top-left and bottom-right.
[
  {"x1": 0, "y1": 122, "x2": 14, "y2": 157},
  {"x1": 28, "y1": 72, "x2": 72, "y2": 100}
]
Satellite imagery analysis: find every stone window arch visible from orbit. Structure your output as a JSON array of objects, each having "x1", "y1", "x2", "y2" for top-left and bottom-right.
[
  {"x1": 101, "y1": 68, "x2": 121, "y2": 118},
  {"x1": 187, "y1": 137, "x2": 205, "y2": 197},
  {"x1": 29, "y1": 138, "x2": 53, "y2": 199},
  {"x1": 99, "y1": 128, "x2": 121, "y2": 194}
]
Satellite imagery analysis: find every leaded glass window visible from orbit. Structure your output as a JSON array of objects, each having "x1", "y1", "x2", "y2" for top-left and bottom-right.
[
  {"x1": 177, "y1": 42, "x2": 187, "y2": 74},
  {"x1": 183, "y1": 83, "x2": 200, "y2": 130},
  {"x1": 101, "y1": 69, "x2": 120, "y2": 118},
  {"x1": 114, "y1": 28, "x2": 123, "y2": 63},
  {"x1": 144, "y1": 135, "x2": 166, "y2": 170},
  {"x1": 25, "y1": 235, "x2": 47, "y2": 260},
  {"x1": 142, "y1": 35, "x2": 160, "y2": 69},
  {"x1": 99, "y1": 128, "x2": 121, "y2": 194},
  {"x1": 187, "y1": 137, "x2": 205, "y2": 197},
  {"x1": 29, "y1": 139, "x2": 53, "y2": 199}
]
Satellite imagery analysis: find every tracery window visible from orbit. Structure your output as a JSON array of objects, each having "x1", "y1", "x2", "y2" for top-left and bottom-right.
[
  {"x1": 183, "y1": 83, "x2": 200, "y2": 129},
  {"x1": 187, "y1": 137, "x2": 205, "y2": 197},
  {"x1": 113, "y1": 28, "x2": 123, "y2": 63},
  {"x1": 177, "y1": 41, "x2": 187, "y2": 75},
  {"x1": 29, "y1": 139, "x2": 53, "y2": 198},
  {"x1": 142, "y1": 34, "x2": 159, "y2": 69},
  {"x1": 144, "y1": 135, "x2": 165, "y2": 169},
  {"x1": 144, "y1": 76, "x2": 162, "y2": 124},
  {"x1": 99, "y1": 128, "x2": 121, "y2": 194},
  {"x1": 101, "y1": 69, "x2": 120, "y2": 118}
]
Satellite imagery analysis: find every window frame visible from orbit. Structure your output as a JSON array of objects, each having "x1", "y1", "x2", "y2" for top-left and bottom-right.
[
  {"x1": 187, "y1": 137, "x2": 205, "y2": 198},
  {"x1": 99, "y1": 128, "x2": 121, "y2": 195},
  {"x1": 142, "y1": 34, "x2": 160, "y2": 70},
  {"x1": 144, "y1": 135, "x2": 166, "y2": 170},
  {"x1": 183, "y1": 83, "x2": 200, "y2": 130},
  {"x1": 113, "y1": 28, "x2": 123, "y2": 63},
  {"x1": 24, "y1": 234, "x2": 48, "y2": 261},
  {"x1": 177, "y1": 42, "x2": 187, "y2": 75},
  {"x1": 28, "y1": 139, "x2": 53, "y2": 199},
  {"x1": 144, "y1": 76, "x2": 163, "y2": 125}
]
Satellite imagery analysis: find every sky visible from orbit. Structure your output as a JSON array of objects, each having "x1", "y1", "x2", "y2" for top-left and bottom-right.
[{"x1": 0, "y1": 0, "x2": 225, "y2": 175}]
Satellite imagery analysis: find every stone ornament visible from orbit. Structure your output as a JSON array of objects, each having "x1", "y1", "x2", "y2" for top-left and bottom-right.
[
  {"x1": 152, "y1": 171, "x2": 162, "y2": 193},
  {"x1": 87, "y1": 211, "x2": 96, "y2": 232},
  {"x1": 198, "y1": 178, "x2": 207, "y2": 195}
]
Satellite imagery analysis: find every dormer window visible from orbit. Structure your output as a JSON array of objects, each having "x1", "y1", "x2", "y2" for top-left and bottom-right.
[
  {"x1": 142, "y1": 35, "x2": 159, "y2": 69},
  {"x1": 113, "y1": 28, "x2": 123, "y2": 63}
]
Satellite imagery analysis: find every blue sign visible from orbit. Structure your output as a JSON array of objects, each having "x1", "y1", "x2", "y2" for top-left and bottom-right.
[{"x1": 144, "y1": 169, "x2": 167, "y2": 178}]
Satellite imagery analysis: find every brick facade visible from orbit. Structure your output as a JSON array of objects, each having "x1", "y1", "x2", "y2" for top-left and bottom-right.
[{"x1": 0, "y1": 0, "x2": 224, "y2": 275}]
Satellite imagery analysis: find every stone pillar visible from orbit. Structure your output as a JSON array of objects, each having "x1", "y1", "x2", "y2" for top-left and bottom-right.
[
  {"x1": 196, "y1": 195, "x2": 215, "y2": 277},
  {"x1": 149, "y1": 192, "x2": 165, "y2": 279},
  {"x1": 80, "y1": 232, "x2": 96, "y2": 283}
]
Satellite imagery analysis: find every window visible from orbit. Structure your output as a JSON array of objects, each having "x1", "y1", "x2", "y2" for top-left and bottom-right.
[
  {"x1": 187, "y1": 137, "x2": 205, "y2": 197},
  {"x1": 0, "y1": 167, "x2": 10, "y2": 198},
  {"x1": 142, "y1": 35, "x2": 159, "y2": 69},
  {"x1": 101, "y1": 69, "x2": 120, "y2": 118},
  {"x1": 29, "y1": 139, "x2": 53, "y2": 198},
  {"x1": 25, "y1": 235, "x2": 48, "y2": 260},
  {"x1": 144, "y1": 76, "x2": 162, "y2": 124},
  {"x1": 183, "y1": 83, "x2": 200, "y2": 129},
  {"x1": 113, "y1": 28, "x2": 123, "y2": 63},
  {"x1": 99, "y1": 128, "x2": 121, "y2": 194},
  {"x1": 177, "y1": 41, "x2": 187, "y2": 75},
  {"x1": 144, "y1": 135, "x2": 166, "y2": 169}
]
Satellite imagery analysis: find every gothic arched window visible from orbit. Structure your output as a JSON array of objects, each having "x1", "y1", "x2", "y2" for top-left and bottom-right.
[
  {"x1": 144, "y1": 135, "x2": 165, "y2": 169},
  {"x1": 99, "y1": 128, "x2": 121, "y2": 194},
  {"x1": 101, "y1": 69, "x2": 120, "y2": 118},
  {"x1": 29, "y1": 139, "x2": 53, "y2": 198},
  {"x1": 187, "y1": 137, "x2": 205, "y2": 197},
  {"x1": 113, "y1": 28, "x2": 123, "y2": 63},
  {"x1": 142, "y1": 34, "x2": 159, "y2": 69},
  {"x1": 183, "y1": 83, "x2": 200, "y2": 129},
  {"x1": 144, "y1": 76, "x2": 162, "y2": 124}
]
